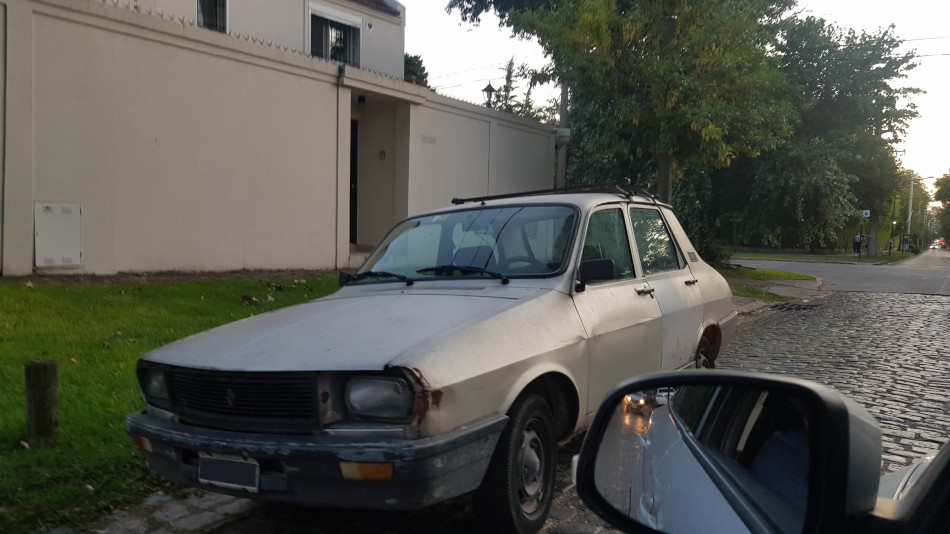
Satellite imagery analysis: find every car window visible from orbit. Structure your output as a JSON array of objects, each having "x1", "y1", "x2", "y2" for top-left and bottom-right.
[
  {"x1": 360, "y1": 205, "x2": 577, "y2": 279},
  {"x1": 371, "y1": 222, "x2": 441, "y2": 273},
  {"x1": 629, "y1": 207, "x2": 685, "y2": 276},
  {"x1": 581, "y1": 208, "x2": 636, "y2": 282},
  {"x1": 670, "y1": 385, "x2": 719, "y2": 434},
  {"x1": 670, "y1": 385, "x2": 812, "y2": 517}
]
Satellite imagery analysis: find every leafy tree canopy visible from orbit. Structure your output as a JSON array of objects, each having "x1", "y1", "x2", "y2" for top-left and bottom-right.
[
  {"x1": 450, "y1": 0, "x2": 797, "y2": 202},
  {"x1": 404, "y1": 53, "x2": 430, "y2": 87},
  {"x1": 935, "y1": 173, "x2": 950, "y2": 204}
]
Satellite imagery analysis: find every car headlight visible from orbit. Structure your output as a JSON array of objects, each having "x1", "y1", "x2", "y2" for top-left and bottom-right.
[
  {"x1": 345, "y1": 376, "x2": 413, "y2": 421},
  {"x1": 137, "y1": 362, "x2": 169, "y2": 403}
]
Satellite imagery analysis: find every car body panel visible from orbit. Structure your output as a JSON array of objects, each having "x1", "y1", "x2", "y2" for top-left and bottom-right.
[
  {"x1": 143, "y1": 285, "x2": 545, "y2": 372},
  {"x1": 386, "y1": 288, "x2": 590, "y2": 436},
  {"x1": 660, "y1": 209, "x2": 736, "y2": 352},
  {"x1": 643, "y1": 269, "x2": 704, "y2": 370},
  {"x1": 573, "y1": 277, "x2": 663, "y2": 416},
  {"x1": 640, "y1": 406, "x2": 751, "y2": 533}
]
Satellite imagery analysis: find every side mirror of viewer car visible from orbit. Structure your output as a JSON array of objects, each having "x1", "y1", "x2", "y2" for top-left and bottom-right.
[{"x1": 576, "y1": 371, "x2": 950, "y2": 534}]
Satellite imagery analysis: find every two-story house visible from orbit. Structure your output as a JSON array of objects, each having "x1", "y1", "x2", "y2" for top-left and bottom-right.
[{"x1": 144, "y1": 0, "x2": 405, "y2": 77}]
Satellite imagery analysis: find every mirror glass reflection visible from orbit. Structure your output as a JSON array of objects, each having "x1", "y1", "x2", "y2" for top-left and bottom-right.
[{"x1": 593, "y1": 385, "x2": 811, "y2": 534}]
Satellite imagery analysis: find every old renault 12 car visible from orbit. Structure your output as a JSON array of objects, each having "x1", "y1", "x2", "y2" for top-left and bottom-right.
[{"x1": 127, "y1": 184, "x2": 737, "y2": 533}]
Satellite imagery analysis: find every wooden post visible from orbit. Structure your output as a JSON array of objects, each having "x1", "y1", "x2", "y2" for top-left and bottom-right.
[{"x1": 25, "y1": 360, "x2": 58, "y2": 447}]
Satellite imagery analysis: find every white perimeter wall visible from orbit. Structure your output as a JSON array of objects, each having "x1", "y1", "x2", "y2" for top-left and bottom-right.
[
  {"x1": 0, "y1": 0, "x2": 554, "y2": 275},
  {"x1": 407, "y1": 102, "x2": 556, "y2": 218}
]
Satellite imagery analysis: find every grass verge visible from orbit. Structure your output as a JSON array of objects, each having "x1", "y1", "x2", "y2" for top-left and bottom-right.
[
  {"x1": 728, "y1": 284, "x2": 793, "y2": 303},
  {"x1": 730, "y1": 251, "x2": 915, "y2": 264},
  {"x1": 714, "y1": 265, "x2": 813, "y2": 281},
  {"x1": 0, "y1": 276, "x2": 338, "y2": 533}
]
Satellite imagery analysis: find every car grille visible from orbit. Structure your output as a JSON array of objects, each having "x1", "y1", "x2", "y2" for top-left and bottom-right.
[{"x1": 166, "y1": 367, "x2": 320, "y2": 433}]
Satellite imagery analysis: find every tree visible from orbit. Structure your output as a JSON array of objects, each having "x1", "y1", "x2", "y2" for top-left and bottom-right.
[
  {"x1": 935, "y1": 173, "x2": 950, "y2": 204},
  {"x1": 490, "y1": 57, "x2": 560, "y2": 124},
  {"x1": 404, "y1": 53, "x2": 430, "y2": 87},
  {"x1": 933, "y1": 173, "x2": 950, "y2": 238},
  {"x1": 771, "y1": 17, "x2": 917, "y2": 254},
  {"x1": 450, "y1": 0, "x2": 796, "y2": 202},
  {"x1": 696, "y1": 17, "x2": 919, "y2": 253},
  {"x1": 492, "y1": 57, "x2": 519, "y2": 112}
]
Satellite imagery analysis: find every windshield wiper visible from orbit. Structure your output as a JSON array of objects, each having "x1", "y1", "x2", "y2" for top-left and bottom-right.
[
  {"x1": 416, "y1": 265, "x2": 510, "y2": 285},
  {"x1": 347, "y1": 271, "x2": 414, "y2": 286}
]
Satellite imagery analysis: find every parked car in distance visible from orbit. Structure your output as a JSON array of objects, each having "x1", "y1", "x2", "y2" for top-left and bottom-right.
[
  {"x1": 127, "y1": 184, "x2": 737, "y2": 534},
  {"x1": 576, "y1": 370, "x2": 950, "y2": 534}
]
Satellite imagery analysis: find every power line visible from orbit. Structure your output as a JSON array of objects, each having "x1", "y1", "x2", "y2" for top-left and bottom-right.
[
  {"x1": 427, "y1": 53, "x2": 547, "y2": 82},
  {"x1": 903, "y1": 35, "x2": 950, "y2": 42}
]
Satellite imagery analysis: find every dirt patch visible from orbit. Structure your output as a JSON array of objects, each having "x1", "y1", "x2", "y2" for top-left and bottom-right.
[{"x1": 12, "y1": 269, "x2": 342, "y2": 285}]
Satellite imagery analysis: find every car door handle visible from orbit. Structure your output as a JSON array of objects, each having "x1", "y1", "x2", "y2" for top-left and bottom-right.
[
  {"x1": 636, "y1": 287, "x2": 655, "y2": 296},
  {"x1": 685, "y1": 279, "x2": 699, "y2": 286}
]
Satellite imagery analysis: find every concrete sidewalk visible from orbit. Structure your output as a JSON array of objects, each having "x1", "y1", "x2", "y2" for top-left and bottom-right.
[{"x1": 729, "y1": 276, "x2": 825, "y2": 315}]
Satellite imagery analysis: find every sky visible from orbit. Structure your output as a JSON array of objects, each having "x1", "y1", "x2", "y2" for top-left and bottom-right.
[{"x1": 401, "y1": 0, "x2": 950, "y2": 192}]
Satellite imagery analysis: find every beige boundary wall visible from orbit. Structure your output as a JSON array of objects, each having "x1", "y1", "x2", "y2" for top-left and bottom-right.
[{"x1": 0, "y1": 0, "x2": 555, "y2": 276}]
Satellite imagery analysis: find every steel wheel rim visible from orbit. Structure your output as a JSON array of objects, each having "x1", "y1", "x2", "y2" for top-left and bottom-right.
[
  {"x1": 518, "y1": 423, "x2": 545, "y2": 514},
  {"x1": 696, "y1": 346, "x2": 712, "y2": 368}
]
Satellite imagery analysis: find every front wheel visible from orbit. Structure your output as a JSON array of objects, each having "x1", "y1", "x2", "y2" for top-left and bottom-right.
[
  {"x1": 695, "y1": 337, "x2": 715, "y2": 369},
  {"x1": 474, "y1": 394, "x2": 556, "y2": 534}
]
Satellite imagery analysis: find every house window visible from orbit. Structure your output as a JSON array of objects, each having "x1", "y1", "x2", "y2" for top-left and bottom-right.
[
  {"x1": 311, "y1": 15, "x2": 360, "y2": 67},
  {"x1": 197, "y1": 0, "x2": 227, "y2": 33}
]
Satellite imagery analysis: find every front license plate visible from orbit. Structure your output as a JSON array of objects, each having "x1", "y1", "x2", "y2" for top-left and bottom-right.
[{"x1": 198, "y1": 453, "x2": 259, "y2": 493}]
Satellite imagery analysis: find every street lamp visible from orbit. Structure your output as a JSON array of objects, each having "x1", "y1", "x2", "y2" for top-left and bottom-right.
[
  {"x1": 482, "y1": 82, "x2": 496, "y2": 108},
  {"x1": 891, "y1": 220, "x2": 897, "y2": 255}
]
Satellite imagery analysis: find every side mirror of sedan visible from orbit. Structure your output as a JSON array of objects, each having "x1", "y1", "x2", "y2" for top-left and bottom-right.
[
  {"x1": 575, "y1": 371, "x2": 950, "y2": 534},
  {"x1": 338, "y1": 272, "x2": 352, "y2": 287},
  {"x1": 579, "y1": 258, "x2": 615, "y2": 284}
]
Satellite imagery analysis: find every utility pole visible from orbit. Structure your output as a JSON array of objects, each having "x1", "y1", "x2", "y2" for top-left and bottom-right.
[
  {"x1": 555, "y1": 82, "x2": 569, "y2": 189},
  {"x1": 906, "y1": 179, "x2": 914, "y2": 237}
]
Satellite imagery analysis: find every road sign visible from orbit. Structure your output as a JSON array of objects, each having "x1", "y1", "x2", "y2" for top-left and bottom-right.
[{"x1": 862, "y1": 210, "x2": 871, "y2": 218}]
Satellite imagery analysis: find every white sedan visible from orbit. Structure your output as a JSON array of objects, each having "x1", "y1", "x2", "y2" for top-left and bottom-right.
[{"x1": 128, "y1": 186, "x2": 737, "y2": 534}]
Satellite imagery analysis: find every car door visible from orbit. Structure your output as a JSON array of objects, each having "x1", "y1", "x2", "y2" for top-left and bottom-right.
[
  {"x1": 628, "y1": 206, "x2": 704, "y2": 370},
  {"x1": 573, "y1": 205, "x2": 663, "y2": 417}
]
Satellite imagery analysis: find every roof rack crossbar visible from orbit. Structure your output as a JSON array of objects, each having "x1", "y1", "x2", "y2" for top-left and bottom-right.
[{"x1": 451, "y1": 180, "x2": 659, "y2": 205}]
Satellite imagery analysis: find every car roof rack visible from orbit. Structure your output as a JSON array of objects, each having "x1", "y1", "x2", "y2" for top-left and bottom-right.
[{"x1": 450, "y1": 180, "x2": 660, "y2": 205}]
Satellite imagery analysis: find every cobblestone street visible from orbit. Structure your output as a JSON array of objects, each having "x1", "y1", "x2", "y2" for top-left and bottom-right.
[{"x1": 719, "y1": 291, "x2": 950, "y2": 472}]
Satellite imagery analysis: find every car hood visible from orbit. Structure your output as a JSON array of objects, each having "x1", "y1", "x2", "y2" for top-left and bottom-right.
[{"x1": 142, "y1": 286, "x2": 548, "y2": 372}]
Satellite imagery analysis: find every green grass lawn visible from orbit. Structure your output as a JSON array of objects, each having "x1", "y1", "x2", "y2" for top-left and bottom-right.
[
  {"x1": 714, "y1": 265, "x2": 814, "y2": 281},
  {"x1": 0, "y1": 276, "x2": 338, "y2": 533},
  {"x1": 730, "y1": 251, "x2": 915, "y2": 264}
]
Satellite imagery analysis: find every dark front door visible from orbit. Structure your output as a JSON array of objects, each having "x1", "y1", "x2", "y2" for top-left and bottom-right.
[{"x1": 350, "y1": 120, "x2": 358, "y2": 244}]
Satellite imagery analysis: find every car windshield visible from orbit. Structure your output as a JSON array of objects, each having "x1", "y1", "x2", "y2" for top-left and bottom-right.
[{"x1": 357, "y1": 205, "x2": 578, "y2": 282}]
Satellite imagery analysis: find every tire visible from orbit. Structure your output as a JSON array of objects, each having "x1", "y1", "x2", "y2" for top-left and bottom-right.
[
  {"x1": 695, "y1": 337, "x2": 715, "y2": 369},
  {"x1": 474, "y1": 394, "x2": 556, "y2": 534}
]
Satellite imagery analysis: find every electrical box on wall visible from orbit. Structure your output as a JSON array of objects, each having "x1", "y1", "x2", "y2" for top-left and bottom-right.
[{"x1": 34, "y1": 202, "x2": 82, "y2": 268}]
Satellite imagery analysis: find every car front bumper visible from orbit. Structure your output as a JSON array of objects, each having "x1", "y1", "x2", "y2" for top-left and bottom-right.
[{"x1": 126, "y1": 411, "x2": 507, "y2": 510}]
